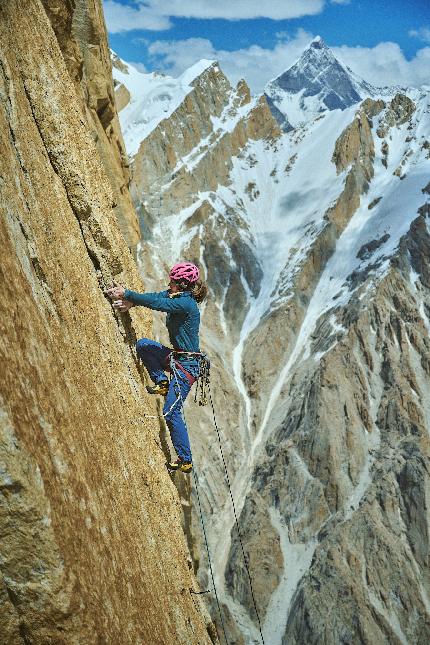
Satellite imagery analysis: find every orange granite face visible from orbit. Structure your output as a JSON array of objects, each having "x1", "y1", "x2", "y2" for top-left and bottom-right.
[{"x1": 0, "y1": 2, "x2": 213, "y2": 643}]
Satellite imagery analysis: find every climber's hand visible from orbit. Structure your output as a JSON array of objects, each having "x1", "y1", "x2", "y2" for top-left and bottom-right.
[
  {"x1": 105, "y1": 281, "x2": 125, "y2": 300},
  {"x1": 113, "y1": 299, "x2": 134, "y2": 312}
]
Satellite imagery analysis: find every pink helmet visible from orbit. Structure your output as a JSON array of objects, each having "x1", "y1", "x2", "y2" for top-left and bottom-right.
[{"x1": 169, "y1": 262, "x2": 200, "y2": 284}]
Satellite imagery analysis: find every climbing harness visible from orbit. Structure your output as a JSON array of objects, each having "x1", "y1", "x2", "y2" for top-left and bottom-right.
[
  {"x1": 167, "y1": 351, "x2": 266, "y2": 645},
  {"x1": 168, "y1": 350, "x2": 210, "y2": 406}
]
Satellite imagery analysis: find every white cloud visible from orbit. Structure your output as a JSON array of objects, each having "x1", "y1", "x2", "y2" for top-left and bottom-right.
[
  {"x1": 145, "y1": 0, "x2": 324, "y2": 20},
  {"x1": 275, "y1": 31, "x2": 291, "y2": 40},
  {"x1": 409, "y1": 27, "x2": 430, "y2": 44},
  {"x1": 104, "y1": 1, "x2": 172, "y2": 32},
  {"x1": 103, "y1": 0, "x2": 324, "y2": 33},
  {"x1": 148, "y1": 38, "x2": 217, "y2": 70},
  {"x1": 148, "y1": 30, "x2": 314, "y2": 93},
  {"x1": 128, "y1": 61, "x2": 148, "y2": 73},
  {"x1": 146, "y1": 32, "x2": 430, "y2": 93},
  {"x1": 333, "y1": 42, "x2": 430, "y2": 88}
]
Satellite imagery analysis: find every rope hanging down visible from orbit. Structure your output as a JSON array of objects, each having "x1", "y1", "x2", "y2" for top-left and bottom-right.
[
  {"x1": 170, "y1": 352, "x2": 266, "y2": 645},
  {"x1": 169, "y1": 357, "x2": 228, "y2": 645},
  {"x1": 192, "y1": 468, "x2": 229, "y2": 645},
  {"x1": 207, "y1": 384, "x2": 266, "y2": 645}
]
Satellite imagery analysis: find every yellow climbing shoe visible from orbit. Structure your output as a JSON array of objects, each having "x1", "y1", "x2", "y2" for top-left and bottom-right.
[
  {"x1": 146, "y1": 380, "x2": 169, "y2": 396},
  {"x1": 166, "y1": 459, "x2": 193, "y2": 474}
]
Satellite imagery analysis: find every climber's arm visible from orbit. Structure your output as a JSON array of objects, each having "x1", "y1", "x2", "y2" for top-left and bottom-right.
[{"x1": 123, "y1": 289, "x2": 190, "y2": 313}]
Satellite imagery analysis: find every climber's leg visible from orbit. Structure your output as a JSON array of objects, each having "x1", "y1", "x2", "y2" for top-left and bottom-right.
[
  {"x1": 163, "y1": 371, "x2": 192, "y2": 467},
  {"x1": 136, "y1": 338, "x2": 170, "y2": 385}
]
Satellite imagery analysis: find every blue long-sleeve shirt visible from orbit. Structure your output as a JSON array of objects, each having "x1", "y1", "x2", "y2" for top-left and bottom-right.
[{"x1": 124, "y1": 288, "x2": 201, "y2": 371}]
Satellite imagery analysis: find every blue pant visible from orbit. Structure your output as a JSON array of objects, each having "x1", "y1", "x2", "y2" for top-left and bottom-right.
[{"x1": 136, "y1": 338, "x2": 193, "y2": 463}]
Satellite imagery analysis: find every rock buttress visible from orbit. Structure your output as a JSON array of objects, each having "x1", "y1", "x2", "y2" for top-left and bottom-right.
[
  {"x1": 41, "y1": 0, "x2": 141, "y2": 250},
  {"x1": 0, "y1": 1, "x2": 214, "y2": 642}
]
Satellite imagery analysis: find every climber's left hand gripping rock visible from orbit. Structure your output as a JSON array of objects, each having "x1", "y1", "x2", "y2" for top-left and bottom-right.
[{"x1": 104, "y1": 281, "x2": 125, "y2": 300}]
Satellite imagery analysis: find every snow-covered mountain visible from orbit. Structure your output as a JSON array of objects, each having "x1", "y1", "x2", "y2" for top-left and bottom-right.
[
  {"x1": 112, "y1": 46, "x2": 430, "y2": 645},
  {"x1": 112, "y1": 53, "x2": 218, "y2": 155},
  {"x1": 265, "y1": 35, "x2": 408, "y2": 127}
]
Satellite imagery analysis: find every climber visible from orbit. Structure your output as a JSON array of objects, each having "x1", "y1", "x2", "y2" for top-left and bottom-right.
[{"x1": 104, "y1": 262, "x2": 208, "y2": 474}]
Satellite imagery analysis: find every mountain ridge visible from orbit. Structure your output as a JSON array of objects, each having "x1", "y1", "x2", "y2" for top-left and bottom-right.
[{"x1": 112, "y1": 53, "x2": 222, "y2": 155}]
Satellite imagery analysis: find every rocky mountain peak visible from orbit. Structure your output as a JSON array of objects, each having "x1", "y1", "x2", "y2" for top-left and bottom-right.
[
  {"x1": 268, "y1": 34, "x2": 357, "y2": 98},
  {"x1": 308, "y1": 34, "x2": 325, "y2": 49},
  {"x1": 111, "y1": 55, "x2": 228, "y2": 156},
  {"x1": 265, "y1": 35, "x2": 375, "y2": 127},
  {"x1": 181, "y1": 58, "x2": 219, "y2": 85},
  {"x1": 307, "y1": 34, "x2": 330, "y2": 52}
]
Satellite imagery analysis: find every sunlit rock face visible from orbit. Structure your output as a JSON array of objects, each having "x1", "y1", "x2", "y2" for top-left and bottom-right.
[
  {"x1": 42, "y1": 0, "x2": 140, "y2": 249},
  {"x1": 0, "y1": 2, "x2": 216, "y2": 643},
  {"x1": 116, "y1": 38, "x2": 430, "y2": 645}
]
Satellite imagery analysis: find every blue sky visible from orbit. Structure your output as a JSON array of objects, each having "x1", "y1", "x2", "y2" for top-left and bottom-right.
[{"x1": 104, "y1": 0, "x2": 430, "y2": 92}]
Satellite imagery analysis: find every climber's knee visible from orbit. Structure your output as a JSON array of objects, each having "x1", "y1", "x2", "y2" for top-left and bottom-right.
[{"x1": 136, "y1": 337, "x2": 151, "y2": 357}]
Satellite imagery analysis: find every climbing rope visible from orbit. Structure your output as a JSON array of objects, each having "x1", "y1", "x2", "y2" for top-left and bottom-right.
[
  {"x1": 207, "y1": 383, "x2": 266, "y2": 645},
  {"x1": 192, "y1": 468, "x2": 229, "y2": 645},
  {"x1": 170, "y1": 352, "x2": 266, "y2": 645}
]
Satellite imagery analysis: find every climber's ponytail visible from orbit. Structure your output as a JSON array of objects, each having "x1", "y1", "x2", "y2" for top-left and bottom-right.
[
  {"x1": 175, "y1": 278, "x2": 208, "y2": 303},
  {"x1": 190, "y1": 279, "x2": 208, "y2": 303}
]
